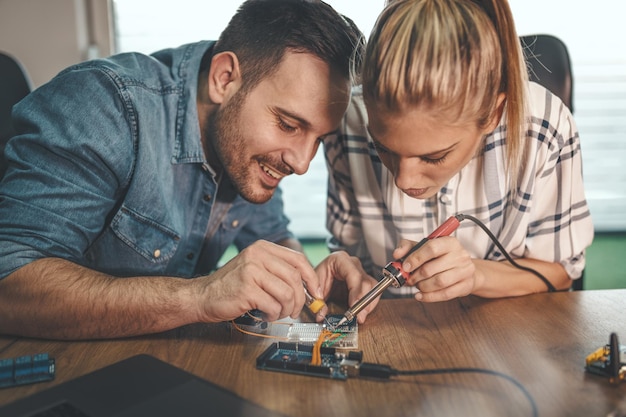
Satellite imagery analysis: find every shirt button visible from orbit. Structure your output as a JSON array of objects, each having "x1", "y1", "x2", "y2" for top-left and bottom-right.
[
  {"x1": 153, "y1": 249, "x2": 161, "y2": 258},
  {"x1": 439, "y1": 194, "x2": 450, "y2": 204},
  {"x1": 186, "y1": 252, "x2": 194, "y2": 260},
  {"x1": 204, "y1": 194, "x2": 211, "y2": 202},
  {"x1": 231, "y1": 219, "x2": 239, "y2": 228}
]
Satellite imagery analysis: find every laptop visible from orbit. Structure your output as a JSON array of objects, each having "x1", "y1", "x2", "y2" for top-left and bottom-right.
[{"x1": 0, "y1": 354, "x2": 287, "y2": 417}]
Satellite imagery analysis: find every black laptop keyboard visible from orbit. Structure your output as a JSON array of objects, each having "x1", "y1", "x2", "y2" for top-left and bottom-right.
[{"x1": 30, "y1": 402, "x2": 92, "y2": 417}]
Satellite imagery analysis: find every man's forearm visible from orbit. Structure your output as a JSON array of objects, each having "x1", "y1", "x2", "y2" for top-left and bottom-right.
[{"x1": 0, "y1": 258, "x2": 202, "y2": 340}]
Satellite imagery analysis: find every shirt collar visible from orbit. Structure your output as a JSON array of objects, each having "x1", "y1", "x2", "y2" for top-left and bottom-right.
[{"x1": 167, "y1": 41, "x2": 216, "y2": 165}]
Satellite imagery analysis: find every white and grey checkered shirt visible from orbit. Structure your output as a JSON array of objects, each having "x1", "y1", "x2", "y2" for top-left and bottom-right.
[{"x1": 324, "y1": 82, "x2": 594, "y2": 295}]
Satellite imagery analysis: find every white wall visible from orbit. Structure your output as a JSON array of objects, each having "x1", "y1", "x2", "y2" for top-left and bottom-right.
[{"x1": 0, "y1": 0, "x2": 112, "y2": 87}]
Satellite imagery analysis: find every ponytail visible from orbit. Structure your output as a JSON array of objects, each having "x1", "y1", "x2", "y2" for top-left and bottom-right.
[{"x1": 473, "y1": 0, "x2": 529, "y2": 189}]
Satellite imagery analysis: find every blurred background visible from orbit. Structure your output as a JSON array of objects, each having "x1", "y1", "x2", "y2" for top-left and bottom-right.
[{"x1": 0, "y1": 0, "x2": 623, "y2": 289}]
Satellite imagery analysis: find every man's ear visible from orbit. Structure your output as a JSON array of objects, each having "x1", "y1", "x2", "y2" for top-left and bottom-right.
[
  {"x1": 484, "y1": 92, "x2": 507, "y2": 133},
  {"x1": 207, "y1": 51, "x2": 241, "y2": 104}
]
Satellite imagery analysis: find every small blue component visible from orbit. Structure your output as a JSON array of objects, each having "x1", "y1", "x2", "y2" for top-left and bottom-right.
[{"x1": 0, "y1": 353, "x2": 55, "y2": 389}]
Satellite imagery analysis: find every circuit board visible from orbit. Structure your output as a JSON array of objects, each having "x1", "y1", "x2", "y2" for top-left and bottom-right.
[
  {"x1": 233, "y1": 312, "x2": 359, "y2": 348},
  {"x1": 0, "y1": 353, "x2": 55, "y2": 389},
  {"x1": 256, "y1": 341, "x2": 363, "y2": 380},
  {"x1": 287, "y1": 315, "x2": 358, "y2": 348}
]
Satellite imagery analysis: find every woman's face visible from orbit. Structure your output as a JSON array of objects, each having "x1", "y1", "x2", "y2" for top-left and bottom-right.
[{"x1": 366, "y1": 106, "x2": 490, "y2": 200}]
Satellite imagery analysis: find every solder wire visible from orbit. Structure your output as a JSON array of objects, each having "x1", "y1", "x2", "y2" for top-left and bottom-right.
[{"x1": 311, "y1": 329, "x2": 341, "y2": 366}]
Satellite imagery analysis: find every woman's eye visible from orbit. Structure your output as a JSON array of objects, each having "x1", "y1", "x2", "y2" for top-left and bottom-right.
[{"x1": 421, "y1": 155, "x2": 447, "y2": 165}]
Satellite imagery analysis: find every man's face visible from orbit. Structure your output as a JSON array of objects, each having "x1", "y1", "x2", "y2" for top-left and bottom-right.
[{"x1": 206, "y1": 52, "x2": 350, "y2": 204}]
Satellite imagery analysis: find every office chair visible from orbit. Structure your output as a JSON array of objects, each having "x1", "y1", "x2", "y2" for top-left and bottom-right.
[
  {"x1": 520, "y1": 34, "x2": 574, "y2": 113},
  {"x1": 520, "y1": 35, "x2": 583, "y2": 291},
  {"x1": 0, "y1": 51, "x2": 32, "y2": 179}
]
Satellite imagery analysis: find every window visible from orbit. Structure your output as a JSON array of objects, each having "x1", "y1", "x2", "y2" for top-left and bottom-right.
[
  {"x1": 509, "y1": 0, "x2": 626, "y2": 232},
  {"x1": 113, "y1": 0, "x2": 626, "y2": 235}
]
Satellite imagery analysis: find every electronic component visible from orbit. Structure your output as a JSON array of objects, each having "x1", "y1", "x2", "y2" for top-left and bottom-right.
[
  {"x1": 585, "y1": 332, "x2": 625, "y2": 384},
  {"x1": 256, "y1": 341, "x2": 363, "y2": 380},
  {"x1": 232, "y1": 313, "x2": 358, "y2": 348},
  {"x1": 0, "y1": 353, "x2": 55, "y2": 389},
  {"x1": 288, "y1": 315, "x2": 358, "y2": 348}
]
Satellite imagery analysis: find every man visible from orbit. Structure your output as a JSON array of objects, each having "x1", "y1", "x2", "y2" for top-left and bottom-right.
[{"x1": 0, "y1": 0, "x2": 377, "y2": 340}]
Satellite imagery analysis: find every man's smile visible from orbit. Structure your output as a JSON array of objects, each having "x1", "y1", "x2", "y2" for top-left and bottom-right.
[{"x1": 259, "y1": 162, "x2": 287, "y2": 181}]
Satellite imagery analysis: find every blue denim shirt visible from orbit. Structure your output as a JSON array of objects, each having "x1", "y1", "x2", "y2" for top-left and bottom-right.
[{"x1": 0, "y1": 41, "x2": 293, "y2": 280}]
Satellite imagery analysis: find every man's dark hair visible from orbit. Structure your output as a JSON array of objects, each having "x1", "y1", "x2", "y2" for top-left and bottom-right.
[{"x1": 212, "y1": 0, "x2": 364, "y2": 92}]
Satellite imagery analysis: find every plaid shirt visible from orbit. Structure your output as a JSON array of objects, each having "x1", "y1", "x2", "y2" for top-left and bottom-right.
[{"x1": 324, "y1": 82, "x2": 594, "y2": 294}]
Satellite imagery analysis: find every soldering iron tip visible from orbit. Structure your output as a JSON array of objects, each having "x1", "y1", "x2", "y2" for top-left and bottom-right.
[{"x1": 322, "y1": 316, "x2": 333, "y2": 330}]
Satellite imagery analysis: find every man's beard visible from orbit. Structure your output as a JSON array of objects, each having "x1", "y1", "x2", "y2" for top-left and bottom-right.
[{"x1": 204, "y1": 90, "x2": 275, "y2": 204}]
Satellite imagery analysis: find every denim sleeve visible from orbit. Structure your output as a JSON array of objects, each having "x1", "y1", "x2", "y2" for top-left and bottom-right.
[
  {"x1": 0, "y1": 64, "x2": 135, "y2": 279},
  {"x1": 233, "y1": 187, "x2": 294, "y2": 251}
]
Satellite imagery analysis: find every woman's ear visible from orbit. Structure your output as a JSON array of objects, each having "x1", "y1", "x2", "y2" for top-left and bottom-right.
[
  {"x1": 484, "y1": 92, "x2": 507, "y2": 133},
  {"x1": 207, "y1": 51, "x2": 241, "y2": 104}
]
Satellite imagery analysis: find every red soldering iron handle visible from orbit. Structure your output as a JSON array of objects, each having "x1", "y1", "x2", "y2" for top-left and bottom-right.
[
  {"x1": 427, "y1": 215, "x2": 461, "y2": 239},
  {"x1": 399, "y1": 215, "x2": 461, "y2": 262}
]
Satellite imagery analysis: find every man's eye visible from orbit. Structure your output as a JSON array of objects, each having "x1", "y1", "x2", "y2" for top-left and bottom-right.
[{"x1": 277, "y1": 118, "x2": 297, "y2": 132}]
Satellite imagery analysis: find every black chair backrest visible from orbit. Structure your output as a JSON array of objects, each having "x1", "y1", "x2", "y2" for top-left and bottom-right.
[
  {"x1": 520, "y1": 34, "x2": 574, "y2": 113},
  {"x1": 0, "y1": 52, "x2": 32, "y2": 179}
]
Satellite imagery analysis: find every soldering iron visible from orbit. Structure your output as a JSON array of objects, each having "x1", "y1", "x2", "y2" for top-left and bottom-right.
[{"x1": 334, "y1": 214, "x2": 463, "y2": 328}]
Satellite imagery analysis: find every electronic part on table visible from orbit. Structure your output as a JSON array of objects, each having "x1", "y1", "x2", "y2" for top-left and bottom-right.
[
  {"x1": 256, "y1": 341, "x2": 363, "y2": 380},
  {"x1": 0, "y1": 353, "x2": 55, "y2": 389},
  {"x1": 585, "y1": 332, "x2": 625, "y2": 385},
  {"x1": 254, "y1": 315, "x2": 360, "y2": 380},
  {"x1": 288, "y1": 314, "x2": 358, "y2": 348},
  {"x1": 232, "y1": 312, "x2": 358, "y2": 348}
]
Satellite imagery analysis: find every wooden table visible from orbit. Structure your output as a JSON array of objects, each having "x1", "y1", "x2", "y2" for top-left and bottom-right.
[{"x1": 1, "y1": 289, "x2": 625, "y2": 417}]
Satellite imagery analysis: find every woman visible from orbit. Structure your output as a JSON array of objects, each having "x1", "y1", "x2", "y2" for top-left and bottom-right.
[{"x1": 325, "y1": 0, "x2": 593, "y2": 301}]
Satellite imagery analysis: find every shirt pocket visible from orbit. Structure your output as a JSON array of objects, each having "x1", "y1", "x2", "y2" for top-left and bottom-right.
[{"x1": 110, "y1": 206, "x2": 180, "y2": 263}]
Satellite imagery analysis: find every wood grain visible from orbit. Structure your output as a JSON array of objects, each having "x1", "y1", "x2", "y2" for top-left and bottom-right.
[{"x1": 1, "y1": 290, "x2": 625, "y2": 417}]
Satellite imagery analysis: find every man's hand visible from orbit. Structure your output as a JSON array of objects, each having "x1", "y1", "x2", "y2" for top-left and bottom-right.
[
  {"x1": 314, "y1": 251, "x2": 378, "y2": 324},
  {"x1": 196, "y1": 240, "x2": 322, "y2": 323}
]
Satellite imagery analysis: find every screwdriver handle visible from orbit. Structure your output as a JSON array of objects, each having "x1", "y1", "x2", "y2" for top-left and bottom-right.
[{"x1": 303, "y1": 282, "x2": 326, "y2": 314}]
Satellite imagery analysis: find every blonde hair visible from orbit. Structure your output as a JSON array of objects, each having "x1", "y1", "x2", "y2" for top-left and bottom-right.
[{"x1": 364, "y1": 0, "x2": 528, "y2": 189}]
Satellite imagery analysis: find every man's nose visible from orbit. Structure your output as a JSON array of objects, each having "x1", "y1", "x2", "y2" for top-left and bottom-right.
[{"x1": 286, "y1": 137, "x2": 319, "y2": 175}]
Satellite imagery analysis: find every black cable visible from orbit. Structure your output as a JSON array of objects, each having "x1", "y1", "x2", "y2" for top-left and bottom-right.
[
  {"x1": 456, "y1": 213, "x2": 557, "y2": 292},
  {"x1": 351, "y1": 213, "x2": 554, "y2": 417},
  {"x1": 358, "y1": 363, "x2": 538, "y2": 417}
]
